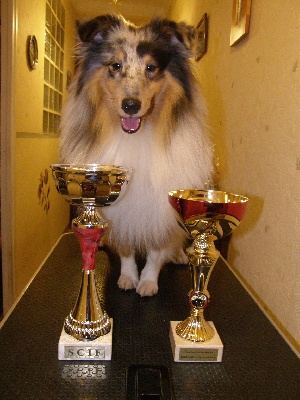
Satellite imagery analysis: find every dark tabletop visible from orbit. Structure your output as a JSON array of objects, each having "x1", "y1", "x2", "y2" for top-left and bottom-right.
[{"x1": 0, "y1": 233, "x2": 299, "y2": 399}]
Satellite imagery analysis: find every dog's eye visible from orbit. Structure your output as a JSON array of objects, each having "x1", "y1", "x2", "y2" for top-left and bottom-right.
[
  {"x1": 146, "y1": 64, "x2": 157, "y2": 73},
  {"x1": 111, "y1": 62, "x2": 122, "y2": 71}
]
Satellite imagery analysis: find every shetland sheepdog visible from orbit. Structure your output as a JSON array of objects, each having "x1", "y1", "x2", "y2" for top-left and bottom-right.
[{"x1": 60, "y1": 14, "x2": 213, "y2": 296}]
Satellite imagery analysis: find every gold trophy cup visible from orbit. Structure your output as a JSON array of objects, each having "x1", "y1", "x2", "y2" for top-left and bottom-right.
[
  {"x1": 51, "y1": 164, "x2": 131, "y2": 360},
  {"x1": 168, "y1": 189, "x2": 248, "y2": 362}
]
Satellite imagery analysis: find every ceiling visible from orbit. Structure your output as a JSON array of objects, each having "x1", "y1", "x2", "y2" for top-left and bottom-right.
[{"x1": 70, "y1": 0, "x2": 174, "y2": 25}]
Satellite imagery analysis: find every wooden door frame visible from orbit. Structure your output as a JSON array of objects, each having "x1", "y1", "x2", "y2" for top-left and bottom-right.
[{"x1": 1, "y1": 0, "x2": 17, "y2": 314}]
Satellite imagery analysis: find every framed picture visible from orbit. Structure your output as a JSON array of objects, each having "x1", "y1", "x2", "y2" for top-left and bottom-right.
[
  {"x1": 230, "y1": 0, "x2": 252, "y2": 46},
  {"x1": 195, "y1": 13, "x2": 208, "y2": 61}
]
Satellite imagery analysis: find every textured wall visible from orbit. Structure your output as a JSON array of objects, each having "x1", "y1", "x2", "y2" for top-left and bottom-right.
[{"x1": 169, "y1": 0, "x2": 300, "y2": 353}]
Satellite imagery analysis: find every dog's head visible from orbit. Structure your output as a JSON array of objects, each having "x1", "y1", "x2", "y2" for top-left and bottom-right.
[{"x1": 75, "y1": 14, "x2": 195, "y2": 134}]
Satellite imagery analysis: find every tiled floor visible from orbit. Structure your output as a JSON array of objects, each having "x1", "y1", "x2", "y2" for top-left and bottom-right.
[{"x1": 0, "y1": 233, "x2": 299, "y2": 399}]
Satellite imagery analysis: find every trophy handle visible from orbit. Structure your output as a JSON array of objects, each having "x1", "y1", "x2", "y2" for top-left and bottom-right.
[{"x1": 176, "y1": 233, "x2": 220, "y2": 342}]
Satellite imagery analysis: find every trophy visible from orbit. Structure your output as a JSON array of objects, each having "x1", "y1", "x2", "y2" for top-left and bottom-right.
[
  {"x1": 51, "y1": 164, "x2": 131, "y2": 360},
  {"x1": 168, "y1": 189, "x2": 248, "y2": 362}
]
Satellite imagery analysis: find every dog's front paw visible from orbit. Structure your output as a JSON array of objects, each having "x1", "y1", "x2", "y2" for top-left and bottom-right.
[
  {"x1": 136, "y1": 280, "x2": 158, "y2": 297},
  {"x1": 118, "y1": 274, "x2": 139, "y2": 291}
]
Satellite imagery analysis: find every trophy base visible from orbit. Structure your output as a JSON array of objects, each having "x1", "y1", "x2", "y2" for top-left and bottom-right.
[
  {"x1": 58, "y1": 319, "x2": 113, "y2": 361},
  {"x1": 170, "y1": 321, "x2": 223, "y2": 362}
]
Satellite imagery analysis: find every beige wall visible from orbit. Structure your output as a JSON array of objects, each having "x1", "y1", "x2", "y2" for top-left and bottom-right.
[
  {"x1": 12, "y1": 0, "x2": 77, "y2": 300},
  {"x1": 169, "y1": 0, "x2": 300, "y2": 354}
]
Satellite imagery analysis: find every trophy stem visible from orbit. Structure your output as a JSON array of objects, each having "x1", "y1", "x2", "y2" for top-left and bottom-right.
[
  {"x1": 64, "y1": 270, "x2": 111, "y2": 341},
  {"x1": 64, "y1": 206, "x2": 111, "y2": 341},
  {"x1": 176, "y1": 233, "x2": 220, "y2": 342}
]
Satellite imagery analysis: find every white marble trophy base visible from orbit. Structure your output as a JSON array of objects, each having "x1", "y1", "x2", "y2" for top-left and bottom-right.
[
  {"x1": 170, "y1": 321, "x2": 223, "y2": 362},
  {"x1": 58, "y1": 319, "x2": 113, "y2": 361}
]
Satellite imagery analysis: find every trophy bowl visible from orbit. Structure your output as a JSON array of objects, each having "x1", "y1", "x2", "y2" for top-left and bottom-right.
[
  {"x1": 168, "y1": 189, "x2": 248, "y2": 343},
  {"x1": 51, "y1": 164, "x2": 131, "y2": 341}
]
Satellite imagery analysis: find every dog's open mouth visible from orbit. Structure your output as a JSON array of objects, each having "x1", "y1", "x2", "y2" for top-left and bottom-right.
[{"x1": 121, "y1": 117, "x2": 141, "y2": 134}]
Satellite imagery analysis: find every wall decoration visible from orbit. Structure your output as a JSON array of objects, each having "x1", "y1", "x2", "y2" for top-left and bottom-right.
[
  {"x1": 27, "y1": 35, "x2": 39, "y2": 70},
  {"x1": 195, "y1": 13, "x2": 208, "y2": 61},
  {"x1": 230, "y1": 0, "x2": 252, "y2": 46},
  {"x1": 38, "y1": 169, "x2": 50, "y2": 214}
]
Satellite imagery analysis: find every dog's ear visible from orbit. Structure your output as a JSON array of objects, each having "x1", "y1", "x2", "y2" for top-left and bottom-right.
[
  {"x1": 77, "y1": 14, "x2": 122, "y2": 43},
  {"x1": 148, "y1": 18, "x2": 195, "y2": 54},
  {"x1": 176, "y1": 22, "x2": 196, "y2": 51}
]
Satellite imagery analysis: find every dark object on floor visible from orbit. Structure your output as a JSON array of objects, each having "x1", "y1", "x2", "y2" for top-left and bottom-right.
[{"x1": 126, "y1": 365, "x2": 174, "y2": 400}]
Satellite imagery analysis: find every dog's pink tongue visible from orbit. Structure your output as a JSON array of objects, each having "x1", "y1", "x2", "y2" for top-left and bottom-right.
[{"x1": 121, "y1": 117, "x2": 141, "y2": 133}]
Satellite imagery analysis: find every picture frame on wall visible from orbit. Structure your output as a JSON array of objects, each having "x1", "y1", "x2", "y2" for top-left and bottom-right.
[
  {"x1": 195, "y1": 13, "x2": 208, "y2": 61},
  {"x1": 230, "y1": 0, "x2": 252, "y2": 46}
]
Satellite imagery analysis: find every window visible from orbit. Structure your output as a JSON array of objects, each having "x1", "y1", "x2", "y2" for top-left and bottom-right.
[{"x1": 43, "y1": 0, "x2": 65, "y2": 134}]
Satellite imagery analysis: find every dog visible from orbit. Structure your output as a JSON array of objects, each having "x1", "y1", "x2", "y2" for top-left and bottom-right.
[{"x1": 59, "y1": 14, "x2": 213, "y2": 296}]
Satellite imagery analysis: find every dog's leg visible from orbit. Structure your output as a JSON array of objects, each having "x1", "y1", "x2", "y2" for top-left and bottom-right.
[
  {"x1": 118, "y1": 254, "x2": 139, "y2": 291},
  {"x1": 169, "y1": 247, "x2": 189, "y2": 265},
  {"x1": 136, "y1": 245, "x2": 188, "y2": 297},
  {"x1": 136, "y1": 249, "x2": 165, "y2": 297}
]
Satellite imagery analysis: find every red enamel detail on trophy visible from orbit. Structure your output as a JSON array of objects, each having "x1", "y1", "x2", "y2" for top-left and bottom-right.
[{"x1": 72, "y1": 226, "x2": 107, "y2": 271}]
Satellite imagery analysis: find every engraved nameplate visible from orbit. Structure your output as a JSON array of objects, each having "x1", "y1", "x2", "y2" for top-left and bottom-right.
[
  {"x1": 179, "y1": 348, "x2": 219, "y2": 362},
  {"x1": 64, "y1": 346, "x2": 105, "y2": 359}
]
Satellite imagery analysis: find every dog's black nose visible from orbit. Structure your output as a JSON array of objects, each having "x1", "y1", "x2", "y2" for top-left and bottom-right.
[{"x1": 122, "y1": 98, "x2": 141, "y2": 115}]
